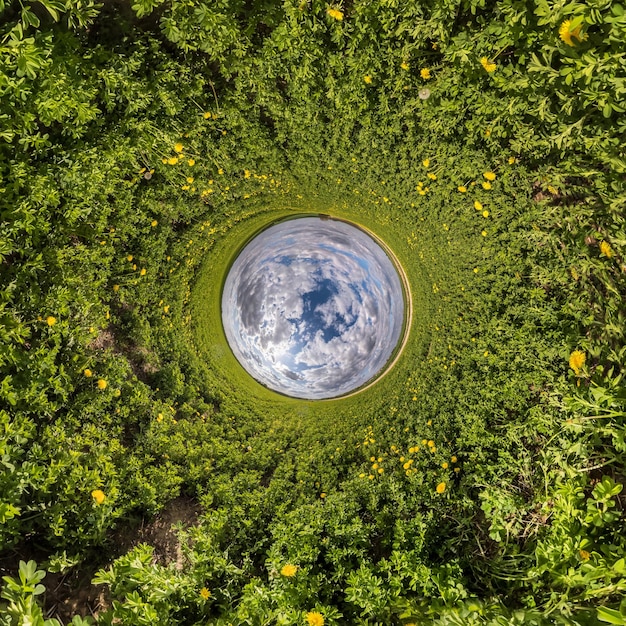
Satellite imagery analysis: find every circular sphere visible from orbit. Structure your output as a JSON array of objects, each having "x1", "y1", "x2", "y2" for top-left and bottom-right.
[{"x1": 221, "y1": 217, "x2": 406, "y2": 399}]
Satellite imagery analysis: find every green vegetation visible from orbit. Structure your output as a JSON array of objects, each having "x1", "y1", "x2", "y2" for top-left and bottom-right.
[{"x1": 1, "y1": 0, "x2": 625, "y2": 624}]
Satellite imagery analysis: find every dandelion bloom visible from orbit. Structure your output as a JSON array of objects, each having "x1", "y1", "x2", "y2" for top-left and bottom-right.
[
  {"x1": 569, "y1": 350, "x2": 586, "y2": 375},
  {"x1": 442, "y1": 462, "x2": 449, "y2": 469},
  {"x1": 508, "y1": 156, "x2": 516, "y2": 164},
  {"x1": 113, "y1": 284, "x2": 120, "y2": 292},
  {"x1": 474, "y1": 200, "x2": 483, "y2": 211},
  {"x1": 480, "y1": 57, "x2": 496, "y2": 72},
  {"x1": 306, "y1": 612, "x2": 325, "y2": 626},
  {"x1": 280, "y1": 564, "x2": 298, "y2": 577},
  {"x1": 420, "y1": 68, "x2": 431, "y2": 79},
  {"x1": 559, "y1": 20, "x2": 587, "y2": 46},
  {"x1": 458, "y1": 186, "x2": 467, "y2": 193},
  {"x1": 401, "y1": 61, "x2": 410, "y2": 70},
  {"x1": 151, "y1": 220, "x2": 158, "y2": 227},
  {"x1": 188, "y1": 159, "x2": 195, "y2": 166},
  {"x1": 599, "y1": 241, "x2": 613, "y2": 258},
  {"x1": 364, "y1": 75, "x2": 372, "y2": 84},
  {"x1": 200, "y1": 587, "x2": 211, "y2": 599},
  {"x1": 481, "y1": 230, "x2": 487, "y2": 237},
  {"x1": 174, "y1": 143, "x2": 184, "y2": 153},
  {"x1": 327, "y1": 7, "x2": 343, "y2": 20},
  {"x1": 84, "y1": 369, "x2": 92, "y2": 377},
  {"x1": 186, "y1": 176, "x2": 194, "y2": 184},
  {"x1": 140, "y1": 268, "x2": 147, "y2": 276},
  {"x1": 482, "y1": 182, "x2": 492, "y2": 190},
  {"x1": 168, "y1": 157, "x2": 178, "y2": 165},
  {"x1": 203, "y1": 111, "x2": 212, "y2": 119},
  {"x1": 451, "y1": 456, "x2": 457, "y2": 463},
  {"x1": 484, "y1": 171, "x2": 496, "y2": 181},
  {"x1": 482, "y1": 210, "x2": 489, "y2": 218},
  {"x1": 97, "y1": 379, "x2": 108, "y2": 390},
  {"x1": 91, "y1": 489, "x2": 106, "y2": 504},
  {"x1": 436, "y1": 482, "x2": 446, "y2": 494},
  {"x1": 427, "y1": 173, "x2": 437, "y2": 180},
  {"x1": 46, "y1": 316, "x2": 57, "y2": 326},
  {"x1": 127, "y1": 254, "x2": 133, "y2": 261},
  {"x1": 423, "y1": 159, "x2": 430, "y2": 167}
]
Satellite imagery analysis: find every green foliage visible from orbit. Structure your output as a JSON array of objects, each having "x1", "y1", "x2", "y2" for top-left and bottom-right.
[{"x1": 0, "y1": 0, "x2": 625, "y2": 624}]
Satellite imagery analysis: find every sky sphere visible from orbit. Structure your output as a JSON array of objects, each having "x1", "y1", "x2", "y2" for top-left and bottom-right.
[{"x1": 221, "y1": 217, "x2": 405, "y2": 399}]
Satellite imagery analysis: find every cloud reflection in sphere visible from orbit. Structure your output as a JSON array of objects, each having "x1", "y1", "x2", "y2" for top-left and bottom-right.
[{"x1": 221, "y1": 217, "x2": 405, "y2": 399}]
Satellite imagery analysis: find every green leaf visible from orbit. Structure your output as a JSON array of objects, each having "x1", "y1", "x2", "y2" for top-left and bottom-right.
[{"x1": 598, "y1": 607, "x2": 626, "y2": 625}]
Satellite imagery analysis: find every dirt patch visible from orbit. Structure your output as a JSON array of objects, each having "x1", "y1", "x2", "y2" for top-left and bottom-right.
[{"x1": 42, "y1": 497, "x2": 201, "y2": 623}]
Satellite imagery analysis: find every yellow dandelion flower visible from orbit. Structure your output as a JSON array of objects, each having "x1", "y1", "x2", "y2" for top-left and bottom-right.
[
  {"x1": 427, "y1": 440, "x2": 435, "y2": 447},
  {"x1": 140, "y1": 268, "x2": 147, "y2": 276},
  {"x1": 569, "y1": 350, "x2": 586, "y2": 375},
  {"x1": 599, "y1": 241, "x2": 613, "y2": 258},
  {"x1": 421, "y1": 439, "x2": 427, "y2": 445},
  {"x1": 480, "y1": 57, "x2": 496, "y2": 72},
  {"x1": 113, "y1": 284, "x2": 120, "y2": 292},
  {"x1": 474, "y1": 200, "x2": 483, "y2": 211},
  {"x1": 163, "y1": 305, "x2": 170, "y2": 313},
  {"x1": 97, "y1": 379, "x2": 108, "y2": 390},
  {"x1": 474, "y1": 267, "x2": 479, "y2": 273},
  {"x1": 423, "y1": 159, "x2": 430, "y2": 167},
  {"x1": 186, "y1": 177, "x2": 194, "y2": 184},
  {"x1": 188, "y1": 159, "x2": 195, "y2": 166},
  {"x1": 91, "y1": 489, "x2": 106, "y2": 504},
  {"x1": 481, "y1": 230, "x2": 487, "y2": 237},
  {"x1": 327, "y1": 7, "x2": 343, "y2": 20},
  {"x1": 174, "y1": 143, "x2": 184, "y2": 153},
  {"x1": 427, "y1": 173, "x2": 437, "y2": 180},
  {"x1": 244, "y1": 169, "x2": 251, "y2": 178},
  {"x1": 420, "y1": 68, "x2": 431, "y2": 79},
  {"x1": 482, "y1": 182, "x2": 492, "y2": 190},
  {"x1": 46, "y1": 316, "x2": 57, "y2": 326},
  {"x1": 508, "y1": 156, "x2": 516, "y2": 164},
  {"x1": 203, "y1": 112, "x2": 211, "y2": 119},
  {"x1": 200, "y1": 587, "x2": 211, "y2": 600},
  {"x1": 458, "y1": 186, "x2": 467, "y2": 192},
  {"x1": 320, "y1": 492, "x2": 326, "y2": 498},
  {"x1": 84, "y1": 369, "x2": 92, "y2": 377},
  {"x1": 559, "y1": 20, "x2": 587, "y2": 46},
  {"x1": 306, "y1": 611, "x2": 325, "y2": 626},
  {"x1": 378, "y1": 467, "x2": 384, "y2": 474},
  {"x1": 401, "y1": 61, "x2": 410, "y2": 70},
  {"x1": 280, "y1": 564, "x2": 298, "y2": 577},
  {"x1": 161, "y1": 158, "x2": 168, "y2": 164},
  {"x1": 451, "y1": 456, "x2": 457, "y2": 463},
  {"x1": 168, "y1": 157, "x2": 178, "y2": 165},
  {"x1": 151, "y1": 220, "x2": 158, "y2": 227},
  {"x1": 364, "y1": 75, "x2": 372, "y2": 84},
  {"x1": 218, "y1": 168, "x2": 224, "y2": 175},
  {"x1": 127, "y1": 254, "x2": 133, "y2": 262},
  {"x1": 442, "y1": 462, "x2": 449, "y2": 469},
  {"x1": 484, "y1": 171, "x2": 496, "y2": 181},
  {"x1": 482, "y1": 210, "x2": 489, "y2": 218},
  {"x1": 436, "y1": 482, "x2": 446, "y2": 494}
]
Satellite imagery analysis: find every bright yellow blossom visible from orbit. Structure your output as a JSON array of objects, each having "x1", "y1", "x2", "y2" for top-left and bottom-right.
[
  {"x1": 600, "y1": 241, "x2": 613, "y2": 258},
  {"x1": 200, "y1": 587, "x2": 211, "y2": 599},
  {"x1": 281, "y1": 564, "x2": 298, "y2": 577},
  {"x1": 327, "y1": 7, "x2": 343, "y2": 20},
  {"x1": 484, "y1": 171, "x2": 496, "y2": 181},
  {"x1": 480, "y1": 57, "x2": 496, "y2": 72},
  {"x1": 401, "y1": 61, "x2": 410, "y2": 70},
  {"x1": 451, "y1": 456, "x2": 457, "y2": 463},
  {"x1": 423, "y1": 159, "x2": 430, "y2": 167},
  {"x1": 436, "y1": 482, "x2": 446, "y2": 494},
  {"x1": 84, "y1": 369, "x2": 92, "y2": 377},
  {"x1": 482, "y1": 182, "x2": 492, "y2": 190},
  {"x1": 559, "y1": 20, "x2": 588, "y2": 46},
  {"x1": 174, "y1": 143, "x2": 184, "y2": 153},
  {"x1": 458, "y1": 186, "x2": 467, "y2": 193},
  {"x1": 151, "y1": 220, "x2": 158, "y2": 227},
  {"x1": 569, "y1": 350, "x2": 586, "y2": 375},
  {"x1": 140, "y1": 268, "x2": 147, "y2": 276},
  {"x1": 91, "y1": 489, "x2": 106, "y2": 504},
  {"x1": 364, "y1": 75, "x2": 372, "y2": 84},
  {"x1": 97, "y1": 379, "x2": 108, "y2": 390},
  {"x1": 46, "y1": 316, "x2": 57, "y2": 326},
  {"x1": 474, "y1": 200, "x2": 483, "y2": 211},
  {"x1": 306, "y1": 611, "x2": 325, "y2": 626},
  {"x1": 482, "y1": 210, "x2": 489, "y2": 218},
  {"x1": 420, "y1": 68, "x2": 431, "y2": 79},
  {"x1": 188, "y1": 159, "x2": 195, "y2": 166},
  {"x1": 168, "y1": 157, "x2": 178, "y2": 165}
]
